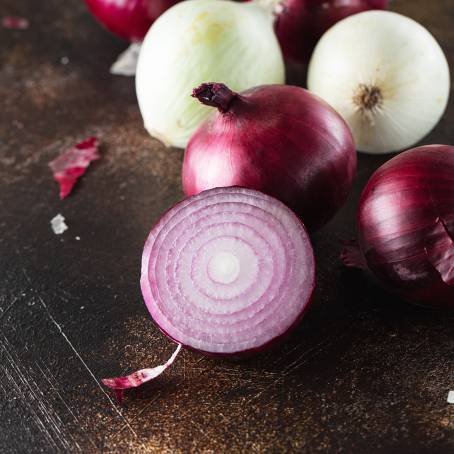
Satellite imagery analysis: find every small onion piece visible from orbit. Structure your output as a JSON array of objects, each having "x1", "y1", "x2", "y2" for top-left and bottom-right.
[
  {"x1": 141, "y1": 187, "x2": 315, "y2": 355},
  {"x1": 308, "y1": 11, "x2": 450, "y2": 154},
  {"x1": 271, "y1": 0, "x2": 388, "y2": 64},
  {"x1": 342, "y1": 145, "x2": 454, "y2": 310},
  {"x1": 136, "y1": 0, "x2": 285, "y2": 148},
  {"x1": 49, "y1": 137, "x2": 100, "y2": 199},
  {"x1": 84, "y1": 0, "x2": 179, "y2": 42},
  {"x1": 183, "y1": 83, "x2": 356, "y2": 231}
]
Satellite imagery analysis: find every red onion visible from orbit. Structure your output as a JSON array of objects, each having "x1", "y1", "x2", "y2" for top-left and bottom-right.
[
  {"x1": 141, "y1": 187, "x2": 315, "y2": 355},
  {"x1": 272, "y1": 0, "x2": 388, "y2": 63},
  {"x1": 183, "y1": 83, "x2": 356, "y2": 231},
  {"x1": 342, "y1": 145, "x2": 454, "y2": 310},
  {"x1": 84, "y1": 0, "x2": 179, "y2": 41}
]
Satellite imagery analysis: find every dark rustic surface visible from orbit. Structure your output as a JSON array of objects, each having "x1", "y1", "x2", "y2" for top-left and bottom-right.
[{"x1": 1, "y1": 0, "x2": 453, "y2": 452}]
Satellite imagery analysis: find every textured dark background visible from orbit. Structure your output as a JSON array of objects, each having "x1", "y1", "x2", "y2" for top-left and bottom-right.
[{"x1": 1, "y1": 0, "x2": 453, "y2": 452}]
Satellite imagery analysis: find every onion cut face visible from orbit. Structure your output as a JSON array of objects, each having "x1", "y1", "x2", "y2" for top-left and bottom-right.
[
  {"x1": 342, "y1": 145, "x2": 454, "y2": 309},
  {"x1": 141, "y1": 187, "x2": 315, "y2": 355},
  {"x1": 183, "y1": 83, "x2": 356, "y2": 231}
]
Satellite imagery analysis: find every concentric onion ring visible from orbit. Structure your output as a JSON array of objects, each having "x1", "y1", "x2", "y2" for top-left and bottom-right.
[{"x1": 141, "y1": 187, "x2": 315, "y2": 355}]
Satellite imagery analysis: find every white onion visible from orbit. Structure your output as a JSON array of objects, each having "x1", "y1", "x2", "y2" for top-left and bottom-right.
[
  {"x1": 136, "y1": 0, "x2": 285, "y2": 148},
  {"x1": 307, "y1": 11, "x2": 450, "y2": 154}
]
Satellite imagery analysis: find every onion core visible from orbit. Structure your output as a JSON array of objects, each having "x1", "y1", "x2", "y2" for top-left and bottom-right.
[{"x1": 141, "y1": 187, "x2": 315, "y2": 355}]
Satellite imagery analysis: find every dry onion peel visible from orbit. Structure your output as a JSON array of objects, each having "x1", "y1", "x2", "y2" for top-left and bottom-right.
[
  {"x1": 102, "y1": 344, "x2": 182, "y2": 402},
  {"x1": 49, "y1": 137, "x2": 100, "y2": 199}
]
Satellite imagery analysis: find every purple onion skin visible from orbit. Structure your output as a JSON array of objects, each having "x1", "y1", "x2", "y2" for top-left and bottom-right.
[
  {"x1": 84, "y1": 0, "x2": 179, "y2": 42},
  {"x1": 356, "y1": 145, "x2": 454, "y2": 310},
  {"x1": 275, "y1": 0, "x2": 388, "y2": 63},
  {"x1": 183, "y1": 84, "x2": 357, "y2": 231}
]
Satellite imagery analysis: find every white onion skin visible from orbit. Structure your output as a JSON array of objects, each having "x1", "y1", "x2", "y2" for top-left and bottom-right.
[
  {"x1": 136, "y1": 0, "x2": 285, "y2": 148},
  {"x1": 140, "y1": 187, "x2": 315, "y2": 356},
  {"x1": 307, "y1": 11, "x2": 450, "y2": 154}
]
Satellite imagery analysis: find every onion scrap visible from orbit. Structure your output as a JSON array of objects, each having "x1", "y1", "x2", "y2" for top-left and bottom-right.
[
  {"x1": 102, "y1": 344, "x2": 182, "y2": 402},
  {"x1": 49, "y1": 137, "x2": 100, "y2": 199},
  {"x1": 2, "y1": 16, "x2": 29, "y2": 29}
]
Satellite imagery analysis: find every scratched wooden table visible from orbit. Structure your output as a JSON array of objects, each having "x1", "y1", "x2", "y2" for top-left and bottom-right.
[{"x1": 1, "y1": 0, "x2": 453, "y2": 452}]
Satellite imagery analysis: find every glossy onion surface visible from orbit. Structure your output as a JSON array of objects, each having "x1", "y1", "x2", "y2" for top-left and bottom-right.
[
  {"x1": 183, "y1": 83, "x2": 356, "y2": 231},
  {"x1": 357, "y1": 145, "x2": 454, "y2": 309}
]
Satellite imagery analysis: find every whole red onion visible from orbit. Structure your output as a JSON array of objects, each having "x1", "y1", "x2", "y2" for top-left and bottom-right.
[
  {"x1": 141, "y1": 187, "x2": 315, "y2": 356},
  {"x1": 84, "y1": 0, "x2": 179, "y2": 41},
  {"x1": 183, "y1": 83, "x2": 356, "y2": 231},
  {"x1": 273, "y1": 0, "x2": 388, "y2": 63},
  {"x1": 342, "y1": 145, "x2": 454, "y2": 310}
]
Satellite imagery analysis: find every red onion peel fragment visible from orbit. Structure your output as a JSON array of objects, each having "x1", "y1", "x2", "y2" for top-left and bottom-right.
[
  {"x1": 141, "y1": 187, "x2": 315, "y2": 356},
  {"x1": 342, "y1": 145, "x2": 454, "y2": 309},
  {"x1": 102, "y1": 344, "x2": 181, "y2": 402},
  {"x1": 424, "y1": 218, "x2": 454, "y2": 286},
  {"x1": 49, "y1": 137, "x2": 100, "y2": 200},
  {"x1": 1, "y1": 16, "x2": 29, "y2": 30},
  {"x1": 340, "y1": 240, "x2": 367, "y2": 270},
  {"x1": 184, "y1": 83, "x2": 356, "y2": 231}
]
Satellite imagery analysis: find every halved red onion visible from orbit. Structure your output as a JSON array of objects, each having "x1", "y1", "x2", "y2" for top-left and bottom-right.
[
  {"x1": 342, "y1": 145, "x2": 454, "y2": 310},
  {"x1": 141, "y1": 187, "x2": 315, "y2": 355}
]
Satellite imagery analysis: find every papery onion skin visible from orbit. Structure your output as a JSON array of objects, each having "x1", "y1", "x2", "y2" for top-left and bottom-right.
[
  {"x1": 273, "y1": 0, "x2": 388, "y2": 64},
  {"x1": 308, "y1": 11, "x2": 450, "y2": 154},
  {"x1": 136, "y1": 0, "x2": 285, "y2": 148},
  {"x1": 345, "y1": 145, "x2": 454, "y2": 310},
  {"x1": 141, "y1": 187, "x2": 315, "y2": 356},
  {"x1": 183, "y1": 83, "x2": 356, "y2": 231},
  {"x1": 84, "y1": 0, "x2": 179, "y2": 41}
]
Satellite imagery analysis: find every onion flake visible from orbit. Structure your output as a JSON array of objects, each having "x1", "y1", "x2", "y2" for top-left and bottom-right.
[
  {"x1": 49, "y1": 137, "x2": 100, "y2": 199},
  {"x1": 102, "y1": 344, "x2": 182, "y2": 402}
]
